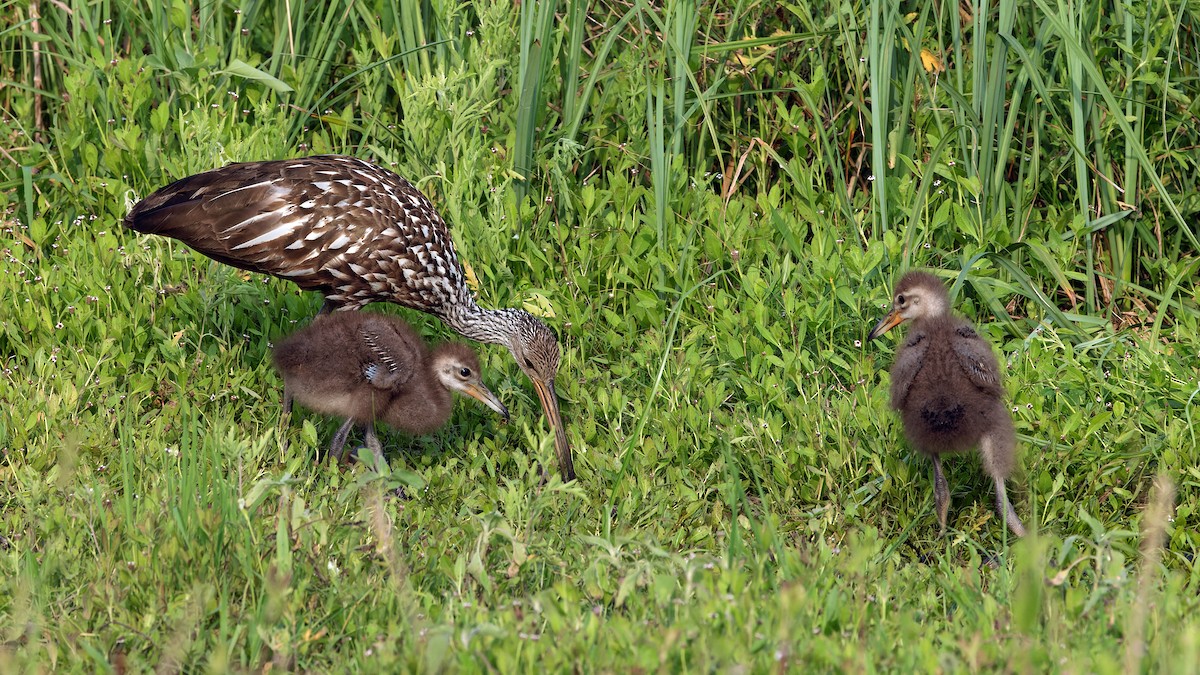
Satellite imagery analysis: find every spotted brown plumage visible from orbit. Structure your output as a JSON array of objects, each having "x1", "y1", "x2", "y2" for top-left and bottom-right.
[
  {"x1": 125, "y1": 155, "x2": 575, "y2": 481},
  {"x1": 273, "y1": 312, "x2": 509, "y2": 467},
  {"x1": 868, "y1": 271, "x2": 1026, "y2": 537}
]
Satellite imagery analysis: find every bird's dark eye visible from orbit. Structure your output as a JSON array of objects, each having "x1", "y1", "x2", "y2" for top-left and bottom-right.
[
  {"x1": 523, "y1": 358, "x2": 535, "y2": 369},
  {"x1": 459, "y1": 367, "x2": 472, "y2": 378}
]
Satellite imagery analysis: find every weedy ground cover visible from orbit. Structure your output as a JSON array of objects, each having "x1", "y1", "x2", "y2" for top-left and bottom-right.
[{"x1": 2, "y1": 0, "x2": 1198, "y2": 671}]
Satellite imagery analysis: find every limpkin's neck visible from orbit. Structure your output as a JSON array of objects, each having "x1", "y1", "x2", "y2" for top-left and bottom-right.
[{"x1": 440, "y1": 301, "x2": 524, "y2": 349}]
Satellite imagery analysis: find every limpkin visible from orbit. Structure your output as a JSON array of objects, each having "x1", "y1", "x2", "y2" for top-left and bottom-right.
[
  {"x1": 868, "y1": 271, "x2": 1026, "y2": 537},
  {"x1": 124, "y1": 155, "x2": 575, "y2": 481},
  {"x1": 273, "y1": 311, "x2": 508, "y2": 467}
]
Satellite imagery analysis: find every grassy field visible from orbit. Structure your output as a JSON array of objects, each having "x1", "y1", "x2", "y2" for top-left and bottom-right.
[{"x1": 3, "y1": 0, "x2": 1199, "y2": 671}]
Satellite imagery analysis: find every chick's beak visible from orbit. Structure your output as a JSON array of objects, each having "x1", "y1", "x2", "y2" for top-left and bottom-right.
[
  {"x1": 532, "y1": 377, "x2": 575, "y2": 482},
  {"x1": 462, "y1": 383, "x2": 510, "y2": 421},
  {"x1": 868, "y1": 309, "x2": 906, "y2": 340}
]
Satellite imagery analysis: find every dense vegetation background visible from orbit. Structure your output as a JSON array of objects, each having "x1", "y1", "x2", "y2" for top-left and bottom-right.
[{"x1": 2, "y1": 0, "x2": 1198, "y2": 670}]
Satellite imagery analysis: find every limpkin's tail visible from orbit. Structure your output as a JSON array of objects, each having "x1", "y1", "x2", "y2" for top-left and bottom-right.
[
  {"x1": 123, "y1": 162, "x2": 303, "y2": 276},
  {"x1": 125, "y1": 169, "x2": 243, "y2": 236}
]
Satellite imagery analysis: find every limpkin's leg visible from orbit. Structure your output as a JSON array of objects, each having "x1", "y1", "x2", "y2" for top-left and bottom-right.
[
  {"x1": 979, "y1": 431, "x2": 1026, "y2": 537},
  {"x1": 282, "y1": 383, "x2": 294, "y2": 420},
  {"x1": 363, "y1": 423, "x2": 388, "y2": 470},
  {"x1": 931, "y1": 455, "x2": 951, "y2": 536},
  {"x1": 329, "y1": 418, "x2": 356, "y2": 464},
  {"x1": 278, "y1": 384, "x2": 294, "y2": 455},
  {"x1": 993, "y1": 477, "x2": 1027, "y2": 537},
  {"x1": 361, "y1": 425, "x2": 410, "y2": 500}
]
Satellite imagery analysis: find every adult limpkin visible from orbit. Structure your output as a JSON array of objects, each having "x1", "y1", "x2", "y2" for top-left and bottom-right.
[
  {"x1": 868, "y1": 271, "x2": 1026, "y2": 537},
  {"x1": 125, "y1": 155, "x2": 575, "y2": 481}
]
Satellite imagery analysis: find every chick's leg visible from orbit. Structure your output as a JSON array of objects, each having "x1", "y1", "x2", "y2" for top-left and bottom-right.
[
  {"x1": 994, "y1": 477, "x2": 1027, "y2": 537},
  {"x1": 363, "y1": 423, "x2": 388, "y2": 470},
  {"x1": 329, "y1": 418, "x2": 356, "y2": 464},
  {"x1": 932, "y1": 455, "x2": 951, "y2": 536},
  {"x1": 980, "y1": 432, "x2": 1026, "y2": 537}
]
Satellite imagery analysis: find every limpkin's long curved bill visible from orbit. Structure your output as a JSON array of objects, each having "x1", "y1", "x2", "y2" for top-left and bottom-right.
[
  {"x1": 868, "y1": 309, "x2": 906, "y2": 340},
  {"x1": 532, "y1": 377, "x2": 575, "y2": 482},
  {"x1": 461, "y1": 383, "x2": 510, "y2": 421}
]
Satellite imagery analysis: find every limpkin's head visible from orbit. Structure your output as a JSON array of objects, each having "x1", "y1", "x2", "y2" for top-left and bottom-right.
[
  {"x1": 868, "y1": 271, "x2": 951, "y2": 339},
  {"x1": 504, "y1": 311, "x2": 575, "y2": 482},
  {"x1": 430, "y1": 344, "x2": 509, "y2": 420}
]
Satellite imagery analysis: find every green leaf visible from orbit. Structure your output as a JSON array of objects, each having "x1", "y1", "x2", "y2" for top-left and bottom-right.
[{"x1": 223, "y1": 59, "x2": 294, "y2": 93}]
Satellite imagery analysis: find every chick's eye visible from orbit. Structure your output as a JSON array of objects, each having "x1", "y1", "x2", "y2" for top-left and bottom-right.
[
  {"x1": 459, "y1": 367, "x2": 472, "y2": 378},
  {"x1": 896, "y1": 294, "x2": 905, "y2": 305}
]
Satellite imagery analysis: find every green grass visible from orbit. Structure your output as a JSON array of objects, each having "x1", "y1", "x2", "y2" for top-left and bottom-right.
[{"x1": 2, "y1": 0, "x2": 1199, "y2": 671}]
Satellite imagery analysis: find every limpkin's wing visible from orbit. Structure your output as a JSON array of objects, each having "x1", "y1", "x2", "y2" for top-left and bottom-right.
[
  {"x1": 948, "y1": 324, "x2": 1004, "y2": 395},
  {"x1": 124, "y1": 155, "x2": 472, "y2": 312},
  {"x1": 357, "y1": 314, "x2": 423, "y2": 391},
  {"x1": 888, "y1": 330, "x2": 928, "y2": 410},
  {"x1": 125, "y1": 159, "x2": 321, "y2": 275}
]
